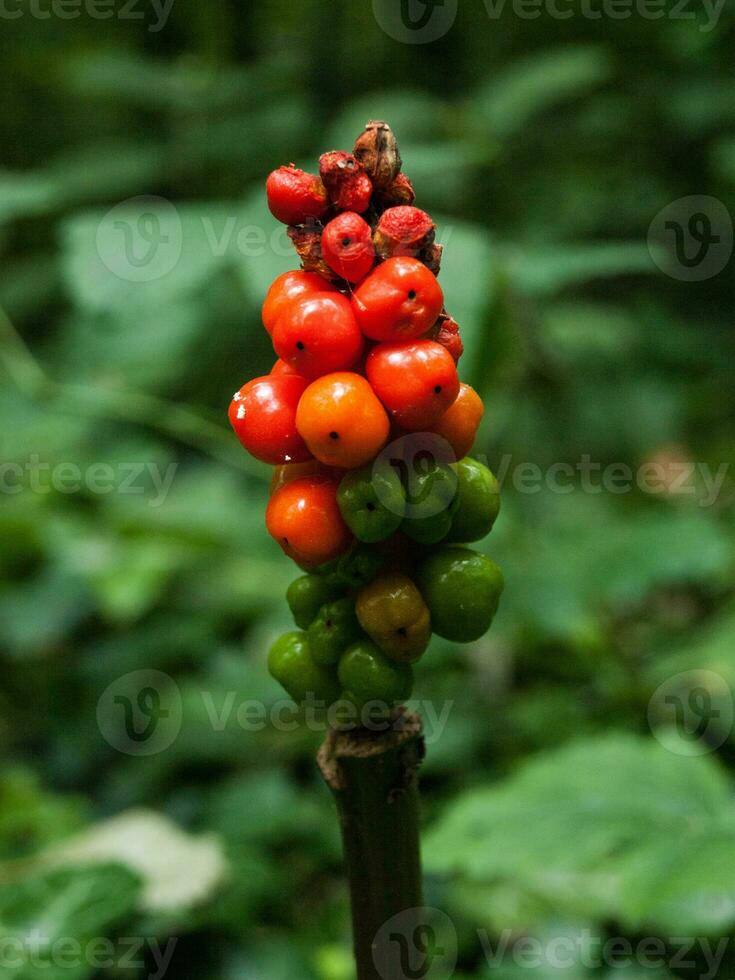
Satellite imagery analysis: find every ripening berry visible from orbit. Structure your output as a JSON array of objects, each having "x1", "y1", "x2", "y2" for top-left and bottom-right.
[
  {"x1": 273, "y1": 293, "x2": 364, "y2": 380},
  {"x1": 366, "y1": 340, "x2": 459, "y2": 430},
  {"x1": 262, "y1": 271, "x2": 337, "y2": 335},
  {"x1": 296, "y1": 372, "x2": 390, "y2": 469},
  {"x1": 266, "y1": 166, "x2": 328, "y2": 225},
  {"x1": 351, "y1": 257, "x2": 443, "y2": 341},
  {"x1": 321, "y1": 212, "x2": 375, "y2": 283},
  {"x1": 229, "y1": 375, "x2": 312, "y2": 465},
  {"x1": 429, "y1": 383, "x2": 483, "y2": 460},
  {"x1": 266, "y1": 476, "x2": 353, "y2": 567}
]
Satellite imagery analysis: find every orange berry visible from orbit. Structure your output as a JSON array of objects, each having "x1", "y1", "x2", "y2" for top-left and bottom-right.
[
  {"x1": 429, "y1": 383, "x2": 484, "y2": 460},
  {"x1": 296, "y1": 372, "x2": 390, "y2": 469},
  {"x1": 266, "y1": 476, "x2": 352, "y2": 567}
]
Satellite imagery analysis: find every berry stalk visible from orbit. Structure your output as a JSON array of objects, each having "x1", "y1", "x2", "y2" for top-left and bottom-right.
[{"x1": 317, "y1": 711, "x2": 425, "y2": 980}]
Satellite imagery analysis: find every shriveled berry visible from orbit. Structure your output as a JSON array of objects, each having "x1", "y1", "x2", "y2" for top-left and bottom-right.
[
  {"x1": 266, "y1": 475, "x2": 353, "y2": 567},
  {"x1": 432, "y1": 313, "x2": 464, "y2": 364},
  {"x1": 266, "y1": 166, "x2": 328, "y2": 225},
  {"x1": 263, "y1": 271, "x2": 337, "y2": 336},
  {"x1": 377, "y1": 173, "x2": 416, "y2": 207},
  {"x1": 366, "y1": 339, "x2": 459, "y2": 431},
  {"x1": 373, "y1": 206, "x2": 435, "y2": 260},
  {"x1": 352, "y1": 257, "x2": 443, "y2": 342},
  {"x1": 319, "y1": 150, "x2": 373, "y2": 213},
  {"x1": 273, "y1": 293, "x2": 363, "y2": 380},
  {"x1": 229, "y1": 374, "x2": 311, "y2": 465},
  {"x1": 296, "y1": 372, "x2": 390, "y2": 469},
  {"x1": 353, "y1": 120, "x2": 402, "y2": 189},
  {"x1": 287, "y1": 224, "x2": 337, "y2": 280},
  {"x1": 321, "y1": 212, "x2": 375, "y2": 283}
]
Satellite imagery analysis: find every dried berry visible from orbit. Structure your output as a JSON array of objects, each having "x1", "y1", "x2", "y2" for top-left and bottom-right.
[
  {"x1": 287, "y1": 223, "x2": 336, "y2": 280},
  {"x1": 432, "y1": 313, "x2": 464, "y2": 364},
  {"x1": 374, "y1": 206, "x2": 436, "y2": 260},
  {"x1": 379, "y1": 173, "x2": 416, "y2": 207},
  {"x1": 421, "y1": 242, "x2": 443, "y2": 276},
  {"x1": 353, "y1": 120, "x2": 402, "y2": 189},
  {"x1": 319, "y1": 150, "x2": 373, "y2": 213}
]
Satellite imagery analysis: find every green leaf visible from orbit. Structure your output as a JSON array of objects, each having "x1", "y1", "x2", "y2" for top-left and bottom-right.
[
  {"x1": 0, "y1": 864, "x2": 140, "y2": 980},
  {"x1": 470, "y1": 46, "x2": 611, "y2": 140},
  {"x1": 425, "y1": 734, "x2": 735, "y2": 932}
]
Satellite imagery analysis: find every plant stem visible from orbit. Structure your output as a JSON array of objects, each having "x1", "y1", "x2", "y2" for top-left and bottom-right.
[{"x1": 318, "y1": 710, "x2": 426, "y2": 980}]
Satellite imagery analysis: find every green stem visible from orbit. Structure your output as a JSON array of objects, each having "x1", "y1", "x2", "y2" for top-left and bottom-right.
[{"x1": 318, "y1": 711, "x2": 426, "y2": 980}]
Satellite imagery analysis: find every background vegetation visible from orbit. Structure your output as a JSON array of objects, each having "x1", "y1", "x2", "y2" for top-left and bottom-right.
[{"x1": 1, "y1": 1, "x2": 734, "y2": 977}]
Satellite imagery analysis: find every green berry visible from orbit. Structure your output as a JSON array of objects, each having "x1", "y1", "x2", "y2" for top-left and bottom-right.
[
  {"x1": 307, "y1": 598, "x2": 362, "y2": 666},
  {"x1": 337, "y1": 461, "x2": 405, "y2": 543},
  {"x1": 446, "y1": 457, "x2": 500, "y2": 543},
  {"x1": 401, "y1": 463, "x2": 458, "y2": 544},
  {"x1": 319, "y1": 545, "x2": 387, "y2": 590},
  {"x1": 268, "y1": 631, "x2": 340, "y2": 705},
  {"x1": 286, "y1": 574, "x2": 342, "y2": 630},
  {"x1": 416, "y1": 546, "x2": 504, "y2": 642},
  {"x1": 338, "y1": 640, "x2": 413, "y2": 710}
]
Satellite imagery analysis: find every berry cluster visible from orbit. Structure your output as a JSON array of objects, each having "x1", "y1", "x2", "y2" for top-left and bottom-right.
[{"x1": 229, "y1": 121, "x2": 504, "y2": 721}]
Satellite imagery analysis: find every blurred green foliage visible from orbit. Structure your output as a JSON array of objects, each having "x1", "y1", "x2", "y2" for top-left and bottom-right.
[{"x1": 1, "y1": 1, "x2": 734, "y2": 977}]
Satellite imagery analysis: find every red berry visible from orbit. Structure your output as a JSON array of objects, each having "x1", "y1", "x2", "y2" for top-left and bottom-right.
[
  {"x1": 266, "y1": 476, "x2": 353, "y2": 567},
  {"x1": 321, "y1": 213, "x2": 375, "y2": 283},
  {"x1": 229, "y1": 375, "x2": 312, "y2": 465},
  {"x1": 271, "y1": 358, "x2": 302, "y2": 377},
  {"x1": 262, "y1": 271, "x2": 337, "y2": 335},
  {"x1": 351, "y1": 257, "x2": 443, "y2": 342},
  {"x1": 273, "y1": 293, "x2": 364, "y2": 380},
  {"x1": 266, "y1": 166, "x2": 328, "y2": 225},
  {"x1": 319, "y1": 151, "x2": 373, "y2": 213},
  {"x1": 373, "y1": 206, "x2": 435, "y2": 260},
  {"x1": 366, "y1": 340, "x2": 460, "y2": 430}
]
